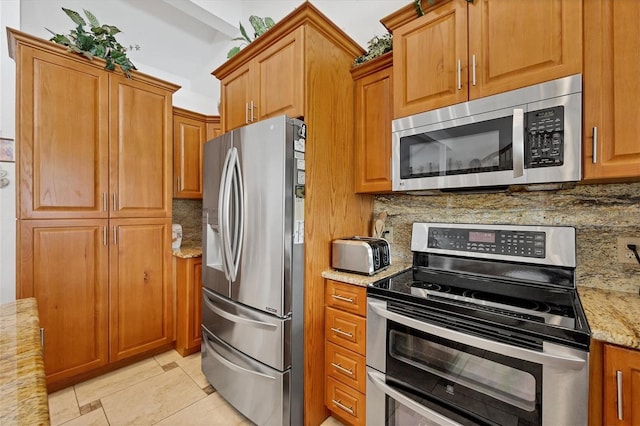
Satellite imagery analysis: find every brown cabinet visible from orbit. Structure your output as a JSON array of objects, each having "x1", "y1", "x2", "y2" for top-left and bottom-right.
[
  {"x1": 384, "y1": 0, "x2": 582, "y2": 118},
  {"x1": 351, "y1": 52, "x2": 393, "y2": 193},
  {"x1": 325, "y1": 280, "x2": 367, "y2": 426},
  {"x1": 583, "y1": 0, "x2": 640, "y2": 181},
  {"x1": 175, "y1": 256, "x2": 203, "y2": 356},
  {"x1": 217, "y1": 27, "x2": 304, "y2": 132},
  {"x1": 213, "y1": 5, "x2": 374, "y2": 423},
  {"x1": 603, "y1": 344, "x2": 640, "y2": 425},
  {"x1": 10, "y1": 28, "x2": 179, "y2": 389},
  {"x1": 173, "y1": 108, "x2": 207, "y2": 199}
]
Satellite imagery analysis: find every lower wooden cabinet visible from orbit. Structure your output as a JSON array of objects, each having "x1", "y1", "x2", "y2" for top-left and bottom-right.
[
  {"x1": 325, "y1": 280, "x2": 367, "y2": 425},
  {"x1": 18, "y1": 218, "x2": 174, "y2": 388},
  {"x1": 175, "y1": 256, "x2": 203, "y2": 356},
  {"x1": 603, "y1": 343, "x2": 640, "y2": 425}
]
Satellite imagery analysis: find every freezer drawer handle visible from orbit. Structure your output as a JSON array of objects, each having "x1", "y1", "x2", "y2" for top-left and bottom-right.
[
  {"x1": 331, "y1": 399, "x2": 354, "y2": 416},
  {"x1": 330, "y1": 327, "x2": 353, "y2": 338},
  {"x1": 204, "y1": 294, "x2": 277, "y2": 330},
  {"x1": 203, "y1": 334, "x2": 275, "y2": 381},
  {"x1": 331, "y1": 294, "x2": 354, "y2": 304},
  {"x1": 330, "y1": 362, "x2": 353, "y2": 376}
]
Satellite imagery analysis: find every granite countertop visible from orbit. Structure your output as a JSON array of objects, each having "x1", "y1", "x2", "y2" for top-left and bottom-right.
[
  {"x1": 172, "y1": 245, "x2": 202, "y2": 259},
  {"x1": 323, "y1": 268, "x2": 640, "y2": 351},
  {"x1": 0, "y1": 298, "x2": 50, "y2": 425}
]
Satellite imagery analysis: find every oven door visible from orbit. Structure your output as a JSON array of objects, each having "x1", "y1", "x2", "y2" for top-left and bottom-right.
[{"x1": 366, "y1": 297, "x2": 589, "y2": 426}]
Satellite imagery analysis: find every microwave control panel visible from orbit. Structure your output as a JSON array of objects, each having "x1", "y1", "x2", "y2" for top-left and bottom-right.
[
  {"x1": 428, "y1": 227, "x2": 546, "y2": 259},
  {"x1": 525, "y1": 106, "x2": 564, "y2": 169}
]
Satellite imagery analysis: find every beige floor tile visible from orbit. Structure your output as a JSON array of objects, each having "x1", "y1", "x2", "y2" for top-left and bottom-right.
[
  {"x1": 62, "y1": 407, "x2": 109, "y2": 426},
  {"x1": 74, "y1": 358, "x2": 164, "y2": 406},
  {"x1": 47, "y1": 387, "x2": 79, "y2": 426},
  {"x1": 320, "y1": 415, "x2": 347, "y2": 426},
  {"x1": 155, "y1": 392, "x2": 251, "y2": 426},
  {"x1": 176, "y1": 351, "x2": 209, "y2": 388},
  {"x1": 101, "y1": 366, "x2": 206, "y2": 425},
  {"x1": 153, "y1": 349, "x2": 183, "y2": 366}
]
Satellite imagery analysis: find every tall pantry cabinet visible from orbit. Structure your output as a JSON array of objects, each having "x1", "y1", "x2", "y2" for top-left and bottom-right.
[{"x1": 9, "y1": 29, "x2": 179, "y2": 390}]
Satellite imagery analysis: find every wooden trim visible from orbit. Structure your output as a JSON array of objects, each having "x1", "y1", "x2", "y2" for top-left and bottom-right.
[
  {"x1": 173, "y1": 106, "x2": 208, "y2": 121},
  {"x1": 380, "y1": 0, "x2": 451, "y2": 32},
  {"x1": 350, "y1": 51, "x2": 393, "y2": 80},
  {"x1": 588, "y1": 339, "x2": 604, "y2": 426}
]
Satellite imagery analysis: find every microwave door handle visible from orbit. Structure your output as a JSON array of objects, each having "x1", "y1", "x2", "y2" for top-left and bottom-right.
[
  {"x1": 512, "y1": 108, "x2": 525, "y2": 178},
  {"x1": 368, "y1": 299, "x2": 586, "y2": 370},
  {"x1": 229, "y1": 150, "x2": 244, "y2": 282},
  {"x1": 219, "y1": 147, "x2": 234, "y2": 280},
  {"x1": 368, "y1": 369, "x2": 463, "y2": 426}
]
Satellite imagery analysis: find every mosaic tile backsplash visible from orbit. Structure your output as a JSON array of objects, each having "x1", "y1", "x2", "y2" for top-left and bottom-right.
[
  {"x1": 172, "y1": 199, "x2": 202, "y2": 249},
  {"x1": 374, "y1": 182, "x2": 640, "y2": 294}
]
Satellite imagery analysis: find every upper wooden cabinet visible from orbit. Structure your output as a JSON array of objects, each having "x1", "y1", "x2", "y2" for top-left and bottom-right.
[
  {"x1": 351, "y1": 52, "x2": 393, "y2": 193},
  {"x1": 10, "y1": 29, "x2": 178, "y2": 219},
  {"x1": 383, "y1": 0, "x2": 582, "y2": 118},
  {"x1": 214, "y1": 27, "x2": 304, "y2": 132},
  {"x1": 603, "y1": 343, "x2": 640, "y2": 425},
  {"x1": 173, "y1": 108, "x2": 207, "y2": 199},
  {"x1": 582, "y1": 0, "x2": 640, "y2": 181}
]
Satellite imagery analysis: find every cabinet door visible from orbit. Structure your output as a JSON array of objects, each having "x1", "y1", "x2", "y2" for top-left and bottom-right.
[
  {"x1": 604, "y1": 344, "x2": 640, "y2": 425},
  {"x1": 173, "y1": 113, "x2": 206, "y2": 199},
  {"x1": 16, "y1": 46, "x2": 109, "y2": 219},
  {"x1": 254, "y1": 27, "x2": 304, "y2": 121},
  {"x1": 220, "y1": 64, "x2": 252, "y2": 132},
  {"x1": 353, "y1": 55, "x2": 393, "y2": 193},
  {"x1": 110, "y1": 76, "x2": 173, "y2": 217},
  {"x1": 18, "y1": 219, "x2": 109, "y2": 384},
  {"x1": 583, "y1": 0, "x2": 640, "y2": 180},
  {"x1": 392, "y1": 0, "x2": 468, "y2": 118},
  {"x1": 468, "y1": 0, "x2": 582, "y2": 100},
  {"x1": 175, "y1": 257, "x2": 203, "y2": 356},
  {"x1": 110, "y1": 218, "x2": 173, "y2": 361}
]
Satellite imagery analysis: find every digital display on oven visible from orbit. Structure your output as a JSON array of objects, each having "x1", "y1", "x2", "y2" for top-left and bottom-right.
[{"x1": 469, "y1": 231, "x2": 496, "y2": 243}]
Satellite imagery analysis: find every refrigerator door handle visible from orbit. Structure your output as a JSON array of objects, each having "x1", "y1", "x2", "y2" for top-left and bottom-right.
[
  {"x1": 218, "y1": 147, "x2": 234, "y2": 280},
  {"x1": 229, "y1": 149, "x2": 244, "y2": 282},
  {"x1": 203, "y1": 333, "x2": 276, "y2": 381},
  {"x1": 203, "y1": 292, "x2": 277, "y2": 331}
]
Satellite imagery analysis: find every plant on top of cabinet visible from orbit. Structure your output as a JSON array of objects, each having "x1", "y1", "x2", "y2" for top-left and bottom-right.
[
  {"x1": 353, "y1": 33, "x2": 393, "y2": 66},
  {"x1": 47, "y1": 7, "x2": 138, "y2": 77},
  {"x1": 227, "y1": 15, "x2": 276, "y2": 58},
  {"x1": 414, "y1": 0, "x2": 474, "y2": 16}
]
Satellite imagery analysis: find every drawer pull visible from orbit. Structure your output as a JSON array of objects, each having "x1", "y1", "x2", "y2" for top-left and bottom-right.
[
  {"x1": 331, "y1": 399, "x2": 355, "y2": 416},
  {"x1": 331, "y1": 362, "x2": 354, "y2": 376},
  {"x1": 330, "y1": 327, "x2": 353, "y2": 338},
  {"x1": 332, "y1": 294, "x2": 354, "y2": 303}
]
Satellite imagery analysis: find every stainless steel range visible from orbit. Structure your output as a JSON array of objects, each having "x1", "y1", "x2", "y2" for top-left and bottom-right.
[{"x1": 366, "y1": 223, "x2": 590, "y2": 426}]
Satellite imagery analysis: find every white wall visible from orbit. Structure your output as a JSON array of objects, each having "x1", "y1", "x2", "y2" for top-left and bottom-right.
[{"x1": 0, "y1": 0, "x2": 20, "y2": 304}]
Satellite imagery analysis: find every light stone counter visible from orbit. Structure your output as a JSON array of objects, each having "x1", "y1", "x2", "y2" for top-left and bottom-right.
[
  {"x1": 321, "y1": 261, "x2": 412, "y2": 287},
  {"x1": 0, "y1": 298, "x2": 50, "y2": 425},
  {"x1": 578, "y1": 287, "x2": 640, "y2": 350},
  {"x1": 172, "y1": 245, "x2": 202, "y2": 259}
]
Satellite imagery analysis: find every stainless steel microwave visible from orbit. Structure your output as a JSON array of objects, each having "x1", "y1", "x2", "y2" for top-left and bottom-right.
[{"x1": 392, "y1": 74, "x2": 582, "y2": 191}]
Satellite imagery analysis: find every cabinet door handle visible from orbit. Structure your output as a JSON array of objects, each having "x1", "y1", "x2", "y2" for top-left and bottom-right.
[
  {"x1": 616, "y1": 370, "x2": 623, "y2": 420},
  {"x1": 113, "y1": 226, "x2": 117, "y2": 245},
  {"x1": 250, "y1": 100, "x2": 255, "y2": 122},
  {"x1": 331, "y1": 399, "x2": 355, "y2": 416},
  {"x1": 472, "y1": 54, "x2": 477, "y2": 86},
  {"x1": 457, "y1": 59, "x2": 462, "y2": 90},
  {"x1": 332, "y1": 294, "x2": 354, "y2": 304},
  {"x1": 331, "y1": 362, "x2": 354, "y2": 376},
  {"x1": 40, "y1": 328, "x2": 45, "y2": 350},
  {"x1": 592, "y1": 127, "x2": 598, "y2": 164},
  {"x1": 103, "y1": 226, "x2": 107, "y2": 246},
  {"x1": 245, "y1": 103, "x2": 250, "y2": 124},
  {"x1": 103, "y1": 192, "x2": 107, "y2": 211},
  {"x1": 330, "y1": 327, "x2": 353, "y2": 338},
  {"x1": 177, "y1": 176, "x2": 181, "y2": 192},
  {"x1": 112, "y1": 193, "x2": 117, "y2": 212}
]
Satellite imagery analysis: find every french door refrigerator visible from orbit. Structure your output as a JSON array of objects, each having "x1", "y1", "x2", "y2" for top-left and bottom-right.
[{"x1": 201, "y1": 115, "x2": 306, "y2": 426}]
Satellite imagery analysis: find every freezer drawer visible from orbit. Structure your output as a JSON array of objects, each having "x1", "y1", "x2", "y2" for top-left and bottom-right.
[
  {"x1": 202, "y1": 287, "x2": 290, "y2": 370},
  {"x1": 201, "y1": 326, "x2": 289, "y2": 426}
]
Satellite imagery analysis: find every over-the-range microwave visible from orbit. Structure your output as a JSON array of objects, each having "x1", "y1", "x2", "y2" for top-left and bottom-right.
[{"x1": 392, "y1": 74, "x2": 582, "y2": 192}]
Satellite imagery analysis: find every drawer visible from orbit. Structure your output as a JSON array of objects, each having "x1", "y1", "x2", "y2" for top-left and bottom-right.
[
  {"x1": 326, "y1": 341, "x2": 366, "y2": 394},
  {"x1": 325, "y1": 280, "x2": 367, "y2": 316},
  {"x1": 325, "y1": 307, "x2": 366, "y2": 356},
  {"x1": 326, "y1": 376, "x2": 366, "y2": 426}
]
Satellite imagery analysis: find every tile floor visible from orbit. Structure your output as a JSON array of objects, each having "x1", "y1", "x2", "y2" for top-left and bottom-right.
[{"x1": 47, "y1": 349, "x2": 346, "y2": 426}]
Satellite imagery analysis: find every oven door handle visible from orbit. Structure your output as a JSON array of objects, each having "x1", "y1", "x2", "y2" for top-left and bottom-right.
[
  {"x1": 368, "y1": 369, "x2": 464, "y2": 426},
  {"x1": 369, "y1": 299, "x2": 586, "y2": 370}
]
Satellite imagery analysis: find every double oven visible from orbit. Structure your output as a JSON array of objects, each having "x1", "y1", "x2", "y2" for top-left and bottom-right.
[{"x1": 366, "y1": 223, "x2": 590, "y2": 426}]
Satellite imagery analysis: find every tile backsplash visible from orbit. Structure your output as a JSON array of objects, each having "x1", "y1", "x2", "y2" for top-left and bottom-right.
[
  {"x1": 374, "y1": 182, "x2": 640, "y2": 294},
  {"x1": 172, "y1": 199, "x2": 202, "y2": 249}
]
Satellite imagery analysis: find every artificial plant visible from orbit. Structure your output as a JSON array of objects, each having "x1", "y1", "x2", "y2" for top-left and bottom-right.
[
  {"x1": 227, "y1": 16, "x2": 276, "y2": 59},
  {"x1": 414, "y1": 0, "x2": 475, "y2": 16},
  {"x1": 47, "y1": 7, "x2": 138, "y2": 78},
  {"x1": 354, "y1": 33, "x2": 393, "y2": 66}
]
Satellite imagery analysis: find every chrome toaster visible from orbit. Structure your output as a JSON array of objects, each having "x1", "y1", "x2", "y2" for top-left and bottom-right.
[{"x1": 332, "y1": 237, "x2": 391, "y2": 275}]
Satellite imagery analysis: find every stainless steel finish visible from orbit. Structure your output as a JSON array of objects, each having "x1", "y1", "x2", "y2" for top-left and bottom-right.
[
  {"x1": 245, "y1": 102, "x2": 249, "y2": 124},
  {"x1": 102, "y1": 193, "x2": 107, "y2": 211},
  {"x1": 330, "y1": 399, "x2": 355, "y2": 416},
  {"x1": 332, "y1": 237, "x2": 390, "y2": 275},
  {"x1": 177, "y1": 176, "x2": 181, "y2": 192},
  {"x1": 592, "y1": 126, "x2": 598, "y2": 164},
  {"x1": 113, "y1": 225, "x2": 117, "y2": 245},
  {"x1": 330, "y1": 327, "x2": 353, "y2": 339},
  {"x1": 331, "y1": 362, "x2": 353, "y2": 376},
  {"x1": 616, "y1": 370, "x2": 624, "y2": 420},
  {"x1": 392, "y1": 74, "x2": 582, "y2": 191},
  {"x1": 331, "y1": 294, "x2": 354, "y2": 304},
  {"x1": 201, "y1": 327, "x2": 289, "y2": 426},
  {"x1": 250, "y1": 100, "x2": 255, "y2": 122},
  {"x1": 411, "y1": 222, "x2": 577, "y2": 268},
  {"x1": 512, "y1": 108, "x2": 524, "y2": 178},
  {"x1": 40, "y1": 328, "x2": 44, "y2": 349},
  {"x1": 103, "y1": 227, "x2": 107, "y2": 246},
  {"x1": 112, "y1": 193, "x2": 117, "y2": 211},
  {"x1": 202, "y1": 288, "x2": 289, "y2": 371},
  {"x1": 456, "y1": 59, "x2": 461, "y2": 90},
  {"x1": 367, "y1": 368, "x2": 463, "y2": 426},
  {"x1": 472, "y1": 54, "x2": 477, "y2": 86}
]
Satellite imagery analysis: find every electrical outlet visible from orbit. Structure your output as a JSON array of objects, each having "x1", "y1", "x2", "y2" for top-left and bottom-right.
[
  {"x1": 617, "y1": 237, "x2": 640, "y2": 264},
  {"x1": 383, "y1": 226, "x2": 393, "y2": 243}
]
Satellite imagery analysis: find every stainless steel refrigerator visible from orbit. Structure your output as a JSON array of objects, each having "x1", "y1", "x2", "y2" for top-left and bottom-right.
[{"x1": 201, "y1": 115, "x2": 306, "y2": 426}]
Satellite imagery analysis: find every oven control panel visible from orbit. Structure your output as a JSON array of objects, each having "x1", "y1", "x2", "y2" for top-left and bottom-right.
[{"x1": 427, "y1": 227, "x2": 546, "y2": 258}]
